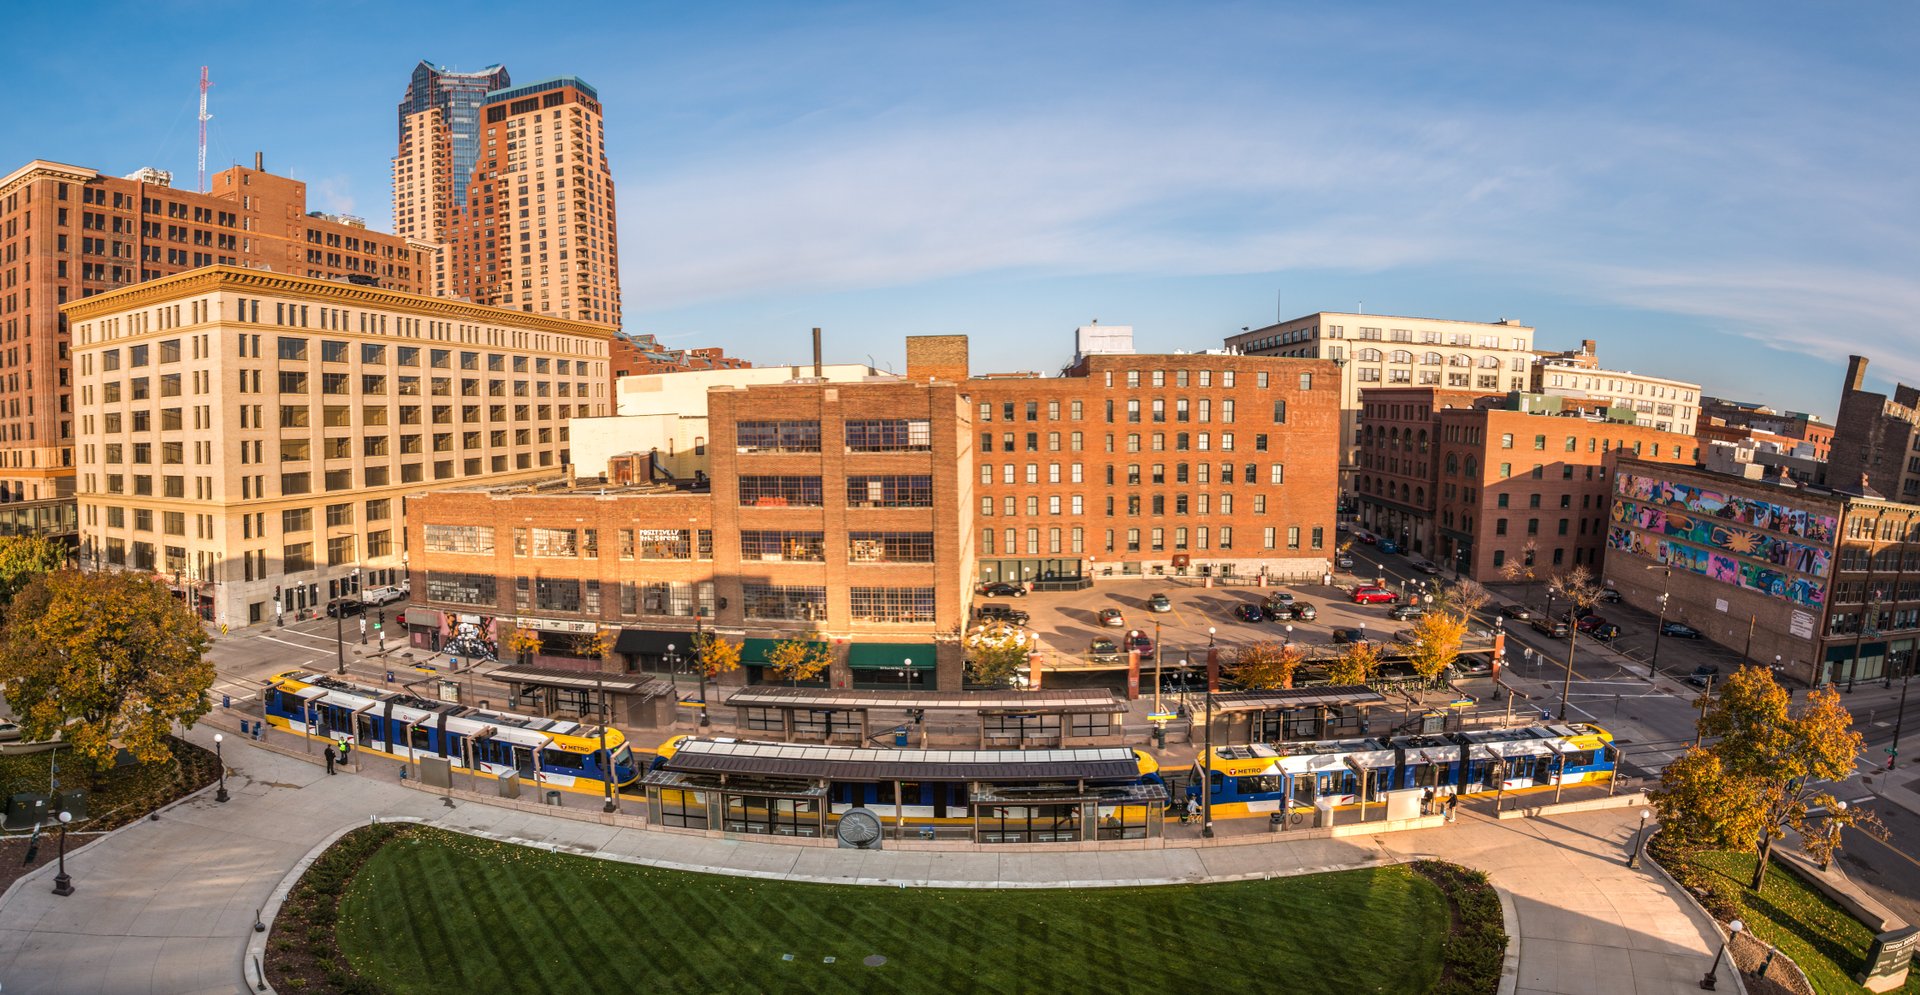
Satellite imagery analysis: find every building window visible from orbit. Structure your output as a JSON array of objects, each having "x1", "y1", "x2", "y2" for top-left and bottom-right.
[
  {"x1": 424, "y1": 524, "x2": 494, "y2": 554},
  {"x1": 844, "y1": 419, "x2": 932, "y2": 452},
  {"x1": 739, "y1": 475, "x2": 825, "y2": 507},
  {"x1": 742, "y1": 583, "x2": 828, "y2": 621},
  {"x1": 740, "y1": 530, "x2": 825, "y2": 561},
  {"x1": 846, "y1": 475, "x2": 933, "y2": 508},
  {"x1": 849, "y1": 587, "x2": 936, "y2": 623},
  {"x1": 735, "y1": 420, "x2": 822, "y2": 453}
]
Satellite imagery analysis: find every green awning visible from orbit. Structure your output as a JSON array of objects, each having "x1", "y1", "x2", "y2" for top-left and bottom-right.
[
  {"x1": 741, "y1": 638, "x2": 829, "y2": 664},
  {"x1": 845, "y1": 643, "x2": 937, "y2": 670}
]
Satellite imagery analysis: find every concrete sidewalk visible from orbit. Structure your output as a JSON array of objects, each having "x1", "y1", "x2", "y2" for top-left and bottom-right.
[{"x1": 0, "y1": 725, "x2": 1736, "y2": 995}]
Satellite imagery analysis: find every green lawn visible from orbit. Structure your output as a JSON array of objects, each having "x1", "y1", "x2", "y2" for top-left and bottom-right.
[
  {"x1": 1675, "y1": 850, "x2": 1920, "y2": 995},
  {"x1": 337, "y1": 828, "x2": 1447, "y2": 995}
]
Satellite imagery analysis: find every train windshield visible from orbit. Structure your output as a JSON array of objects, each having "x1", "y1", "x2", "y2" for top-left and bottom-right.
[{"x1": 611, "y1": 743, "x2": 634, "y2": 769}]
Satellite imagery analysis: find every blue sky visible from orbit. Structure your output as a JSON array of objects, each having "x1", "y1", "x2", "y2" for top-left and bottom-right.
[{"x1": 9, "y1": 1, "x2": 1916, "y2": 417}]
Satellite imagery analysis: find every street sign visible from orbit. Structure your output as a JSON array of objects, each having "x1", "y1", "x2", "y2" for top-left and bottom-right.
[{"x1": 1147, "y1": 712, "x2": 1178, "y2": 722}]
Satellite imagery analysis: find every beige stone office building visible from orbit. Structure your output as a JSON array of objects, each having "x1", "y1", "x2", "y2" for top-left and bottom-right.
[
  {"x1": 1531, "y1": 340, "x2": 1701, "y2": 435},
  {"x1": 64, "y1": 266, "x2": 611, "y2": 626},
  {"x1": 1226, "y1": 312, "x2": 1538, "y2": 507}
]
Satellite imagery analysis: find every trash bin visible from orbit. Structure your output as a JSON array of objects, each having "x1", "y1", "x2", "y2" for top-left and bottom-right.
[
  {"x1": 894, "y1": 726, "x2": 909, "y2": 747},
  {"x1": 1268, "y1": 812, "x2": 1284, "y2": 833},
  {"x1": 497, "y1": 771, "x2": 521, "y2": 800},
  {"x1": 545, "y1": 790, "x2": 562, "y2": 807}
]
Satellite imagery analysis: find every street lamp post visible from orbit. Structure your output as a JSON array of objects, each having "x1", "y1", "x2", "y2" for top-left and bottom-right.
[
  {"x1": 1647, "y1": 563, "x2": 1673, "y2": 682},
  {"x1": 1150, "y1": 630, "x2": 1163, "y2": 716},
  {"x1": 597, "y1": 671, "x2": 617, "y2": 814},
  {"x1": 1201, "y1": 681, "x2": 1215, "y2": 838},
  {"x1": 694, "y1": 608, "x2": 711, "y2": 728},
  {"x1": 1284, "y1": 624, "x2": 1293, "y2": 648},
  {"x1": 1700, "y1": 920, "x2": 1743, "y2": 990},
  {"x1": 1628, "y1": 808, "x2": 1652, "y2": 867},
  {"x1": 1820, "y1": 800, "x2": 1848, "y2": 870},
  {"x1": 50, "y1": 810, "x2": 74, "y2": 896},
  {"x1": 1559, "y1": 619, "x2": 1582, "y2": 722},
  {"x1": 214, "y1": 732, "x2": 229, "y2": 803},
  {"x1": 1892, "y1": 662, "x2": 1911, "y2": 770}
]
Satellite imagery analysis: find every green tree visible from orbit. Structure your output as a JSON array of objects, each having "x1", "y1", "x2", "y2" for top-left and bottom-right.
[
  {"x1": 766, "y1": 636, "x2": 832, "y2": 685},
  {"x1": 0, "y1": 535, "x2": 66, "y2": 609},
  {"x1": 1652, "y1": 667, "x2": 1865, "y2": 889},
  {"x1": 504, "y1": 626, "x2": 543, "y2": 664},
  {"x1": 0, "y1": 571, "x2": 213, "y2": 773},
  {"x1": 1228, "y1": 641, "x2": 1303, "y2": 690},
  {"x1": 966, "y1": 623, "x2": 1029, "y2": 687},
  {"x1": 1325, "y1": 641, "x2": 1382, "y2": 686},
  {"x1": 1406, "y1": 610, "x2": 1468, "y2": 681}
]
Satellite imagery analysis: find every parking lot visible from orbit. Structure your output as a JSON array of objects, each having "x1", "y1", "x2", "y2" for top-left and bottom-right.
[{"x1": 976, "y1": 571, "x2": 1445, "y2": 671}]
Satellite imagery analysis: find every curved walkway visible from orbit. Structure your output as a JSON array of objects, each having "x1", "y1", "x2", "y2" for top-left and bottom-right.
[{"x1": 0, "y1": 725, "x2": 1734, "y2": 995}]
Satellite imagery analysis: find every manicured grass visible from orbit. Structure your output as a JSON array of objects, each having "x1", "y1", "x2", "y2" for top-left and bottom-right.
[
  {"x1": 336, "y1": 827, "x2": 1447, "y2": 995},
  {"x1": 1668, "y1": 849, "x2": 1920, "y2": 995}
]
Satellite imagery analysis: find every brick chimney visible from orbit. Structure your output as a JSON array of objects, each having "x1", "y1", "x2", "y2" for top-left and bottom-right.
[{"x1": 1846, "y1": 355, "x2": 1870, "y2": 392}]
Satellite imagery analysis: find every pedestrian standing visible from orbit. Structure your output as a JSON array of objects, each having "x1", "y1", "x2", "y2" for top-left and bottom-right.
[
  {"x1": 1422, "y1": 787, "x2": 1435, "y2": 816},
  {"x1": 1445, "y1": 793, "x2": 1458, "y2": 824},
  {"x1": 324, "y1": 743, "x2": 337, "y2": 775},
  {"x1": 338, "y1": 738, "x2": 351, "y2": 765}
]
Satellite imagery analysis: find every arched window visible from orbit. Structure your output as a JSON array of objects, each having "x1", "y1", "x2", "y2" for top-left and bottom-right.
[
  {"x1": 1450, "y1": 353, "x2": 1472, "y2": 367},
  {"x1": 1423, "y1": 352, "x2": 1443, "y2": 366},
  {"x1": 1357, "y1": 348, "x2": 1383, "y2": 362},
  {"x1": 1389, "y1": 350, "x2": 1413, "y2": 364},
  {"x1": 1479, "y1": 355, "x2": 1501, "y2": 369}
]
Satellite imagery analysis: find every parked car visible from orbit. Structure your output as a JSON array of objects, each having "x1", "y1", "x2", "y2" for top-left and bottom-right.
[
  {"x1": 1531, "y1": 617, "x2": 1571, "y2": 638},
  {"x1": 1098, "y1": 607, "x2": 1126, "y2": 627},
  {"x1": 1499, "y1": 604, "x2": 1532, "y2": 621},
  {"x1": 1387, "y1": 604, "x2": 1426, "y2": 621},
  {"x1": 1597, "y1": 588, "x2": 1622, "y2": 604},
  {"x1": 1588, "y1": 622, "x2": 1621, "y2": 642},
  {"x1": 1411, "y1": 559, "x2": 1441, "y2": 574},
  {"x1": 1377, "y1": 540, "x2": 1400, "y2": 555},
  {"x1": 1661, "y1": 622, "x2": 1703, "y2": 639},
  {"x1": 327, "y1": 598, "x2": 369, "y2": 618},
  {"x1": 1087, "y1": 637, "x2": 1121, "y2": 663},
  {"x1": 1336, "y1": 555, "x2": 1356, "y2": 569},
  {"x1": 980, "y1": 582, "x2": 1026, "y2": 598},
  {"x1": 0, "y1": 721, "x2": 20, "y2": 742},
  {"x1": 1336, "y1": 521, "x2": 1351, "y2": 533},
  {"x1": 1265, "y1": 592, "x2": 1296, "y2": 609},
  {"x1": 1289, "y1": 602, "x2": 1318, "y2": 621},
  {"x1": 1234, "y1": 603, "x2": 1265, "y2": 623},
  {"x1": 1393, "y1": 629, "x2": 1420, "y2": 645},
  {"x1": 1451, "y1": 654, "x2": 1494, "y2": 677},
  {"x1": 1575, "y1": 614, "x2": 1609, "y2": 634},
  {"x1": 361, "y1": 585, "x2": 407, "y2": 606},
  {"x1": 974, "y1": 603, "x2": 1030, "y2": 626},
  {"x1": 1686, "y1": 664, "x2": 1721, "y2": 688},
  {"x1": 1128, "y1": 633, "x2": 1156, "y2": 658},
  {"x1": 1146, "y1": 592, "x2": 1173, "y2": 613},
  {"x1": 1351, "y1": 587, "x2": 1397, "y2": 605},
  {"x1": 1356, "y1": 530, "x2": 1377, "y2": 544},
  {"x1": 1330, "y1": 627, "x2": 1370, "y2": 645}
]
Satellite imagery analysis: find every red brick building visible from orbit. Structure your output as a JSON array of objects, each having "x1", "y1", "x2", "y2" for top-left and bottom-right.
[
  {"x1": 1435, "y1": 397, "x2": 1698, "y2": 580},
  {"x1": 406, "y1": 373, "x2": 975, "y2": 700},
  {"x1": 608, "y1": 332, "x2": 750, "y2": 385},
  {"x1": 1701, "y1": 395, "x2": 1833, "y2": 462},
  {"x1": 1353, "y1": 387, "x2": 1501, "y2": 558},
  {"x1": 0, "y1": 157, "x2": 430, "y2": 539},
  {"x1": 961, "y1": 344, "x2": 1342, "y2": 584}
]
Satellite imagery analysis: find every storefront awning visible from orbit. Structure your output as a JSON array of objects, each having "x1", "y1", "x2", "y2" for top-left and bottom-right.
[
  {"x1": 741, "y1": 638, "x2": 830, "y2": 665},
  {"x1": 845, "y1": 643, "x2": 937, "y2": 671},
  {"x1": 614, "y1": 628, "x2": 691, "y2": 656}
]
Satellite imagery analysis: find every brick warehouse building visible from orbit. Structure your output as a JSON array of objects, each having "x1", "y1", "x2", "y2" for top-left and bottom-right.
[
  {"x1": 405, "y1": 371, "x2": 974, "y2": 701},
  {"x1": 1352, "y1": 386, "x2": 1502, "y2": 558},
  {"x1": 0, "y1": 157, "x2": 431, "y2": 541},
  {"x1": 65, "y1": 267, "x2": 609, "y2": 626},
  {"x1": 963, "y1": 341, "x2": 1341, "y2": 584},
  {"x1": 1433, "y1": 395, "x2": 1699, "y2": 581},
  {"x1": 1601, "y1": 456, "x2": 1920, "y2": 688},
  {"x1": 1832, "y1": 354, "x2": 1920, "y2": 502}
]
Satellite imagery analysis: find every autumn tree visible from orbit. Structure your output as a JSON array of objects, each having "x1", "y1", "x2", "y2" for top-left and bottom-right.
[
  {"x1": 692, "y1": 630, "x2": 742, "y2": 681},
  {"x1": 1438, "y1": 578, "x2": 1491, "y2": 621},
  {"x1": 965, "y1": 622, "x2": 1029, "y2": 687},
  {"x1": 0, "y1": 536, "x2": 66, "y2": 609},
  {"x1": 504, "y1": 626, "x2": 543, "y2": 664},
  {"x1": 1546, "y1": 565, "x2": 1604, "y2": 720},
  {"x1": 579, "y1": 629, "x2": 614, "y2": 661},
  {"x1": 1325, "y1": 641, "x2": 1382, "y2": 686},
  {"x1": 1406, "y1": 610, "x2": 1469, "y2": 682},
  {"x1": 1499, "y1": 542, "x2": 1539, "y2": 604},
  {"x1": 1228, "y1": 641, "x2": 1304, "y2": 690},
  {"x1": 0, "y1": 571, "x2": 213, "y2": 773},
  {"x1": 766, "y1": 635, "x2": 832, "y2": 686},
  {"x1": 1651, "y1": 667, "x2": 1865, "y2": 889}
]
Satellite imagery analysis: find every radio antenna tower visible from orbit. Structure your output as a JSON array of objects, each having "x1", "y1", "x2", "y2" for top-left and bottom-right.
[{"x1": 197, "y1": 67, "x2": 213, "y2": 193}]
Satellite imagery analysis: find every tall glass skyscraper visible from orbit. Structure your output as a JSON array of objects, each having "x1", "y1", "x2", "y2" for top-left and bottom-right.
[{"x1": 391, "y1": 61, "x2": 510, "y2": 264}]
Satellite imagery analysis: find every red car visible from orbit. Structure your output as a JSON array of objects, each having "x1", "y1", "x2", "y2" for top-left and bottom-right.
[
  {"x1": 1351, "y1": 586, "x2": 1397, "y2": 605},
  {"x1": 1576, "y1": 614, "x2": 1609, "y2": 634}
]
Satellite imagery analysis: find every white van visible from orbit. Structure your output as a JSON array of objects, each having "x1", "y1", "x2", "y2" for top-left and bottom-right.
[{"x1": 361, "y1": 585, "x2": 406, "y2": 606}]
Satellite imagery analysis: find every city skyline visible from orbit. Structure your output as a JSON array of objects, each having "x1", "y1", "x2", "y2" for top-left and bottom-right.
[{"x1": 4, "y1": 2, "x2": 1913, "y2": 417}]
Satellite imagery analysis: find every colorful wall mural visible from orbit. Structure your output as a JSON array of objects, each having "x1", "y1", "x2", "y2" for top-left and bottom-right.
[{"x1": 1608, "y1": 472, "x2": 1838, "y2": 610}]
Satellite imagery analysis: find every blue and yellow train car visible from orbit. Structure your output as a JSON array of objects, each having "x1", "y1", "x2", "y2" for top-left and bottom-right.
[
  {"x1": 1185, "y1": 723, "x2": 1615, "y2": 818},
  {"x1": 263, "y1": 670, "x2": 639, "y2": 796}
]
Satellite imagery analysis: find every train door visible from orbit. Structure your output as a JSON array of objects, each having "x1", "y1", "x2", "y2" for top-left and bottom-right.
[
  {"x1": 514, "y1": 744, "x2": 537, "y2": 780},
  {"x1": 932, "y1": 783, "x2": 949, "y2": 819},
  {"x1": 1289, "y1": 772, "x2": 1314, "y2": 808},
  {"x1": 355, "y1": 712, "x2": 375, "y2": 748}
]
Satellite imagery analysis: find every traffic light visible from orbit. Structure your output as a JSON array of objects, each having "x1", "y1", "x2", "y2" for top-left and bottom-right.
[{"x1": 375, "y1": 610, "x2": 385, "y2": 631}]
